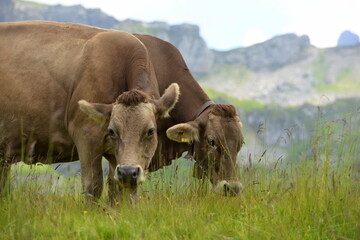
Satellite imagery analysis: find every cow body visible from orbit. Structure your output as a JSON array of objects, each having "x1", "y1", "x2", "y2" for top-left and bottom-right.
[{"x1": 0, "y1": 21, "x2": 180, "y2": 201}]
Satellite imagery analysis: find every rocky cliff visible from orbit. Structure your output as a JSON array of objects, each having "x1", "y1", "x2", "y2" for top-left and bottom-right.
[
  {"x1": 214, "y1": 34, "x2": 311, "y2": 72},
  {"x1": 201, "y1": 42, "x2": 360, "y2": 106},
  {"x1": 0, "y1": 0, "x2": 14, "y2": 22},
  {"x1": 113, "y1": 19, "x2": 214, "y2": 76},
  {"x1": 4, "y1": 0, "x2": 118, "y2": 28}
]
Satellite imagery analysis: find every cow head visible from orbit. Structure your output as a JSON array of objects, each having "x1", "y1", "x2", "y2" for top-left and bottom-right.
[
  {"x1": 78, "y1": 83, "x2": 179, "y2": 192},
  {"x1": 166, "y1": 104, "x2": 244, "y2": 196}
]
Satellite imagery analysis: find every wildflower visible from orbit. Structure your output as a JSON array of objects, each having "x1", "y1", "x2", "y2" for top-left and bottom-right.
[{"x1": 83, "y1": 211, "x2": 88, "y2": 214}]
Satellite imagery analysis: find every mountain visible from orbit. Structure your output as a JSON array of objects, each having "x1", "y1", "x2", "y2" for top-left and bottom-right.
[
  {"x1": 337, "y1": 30, "x2": 360, "y2": 47},
  {"x1": 1, "y1": 0, "x2": 359, "y2": 108},
  {"x1": 113, "y1": 19, "x2": 214, "y2": 76},
  {"x1": 1, "y1": 0, "x2": 118, "y2": 28},
  {"x1": 202, "y1": 38, "x2": 360, "y2": 106},
  {"x1": 0, "y1": 0, "x2": 13, "y2": 22}
]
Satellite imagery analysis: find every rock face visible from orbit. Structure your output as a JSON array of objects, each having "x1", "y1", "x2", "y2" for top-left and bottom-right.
[
  {"x1": 0, "y1": 0, "x2": 14, "y2": 22},
  {"x1": 10, "y1": 1, "x2": 118, "y2": 29},
  {"x1": 201, "y1": 43, "x2": 360, "y2": 106},
  {"x1": 114, "y1": 20, "x2": 214, "y2": 77},
  {"x1": 168, "y1": 24, "x2": 214, "y2": 77},
  {"x1": 214, "y1": 34, "x2": 311, "y2": 72},
  {"x1": 337, "y1": 30, "x2": 360, "y2": 47}
]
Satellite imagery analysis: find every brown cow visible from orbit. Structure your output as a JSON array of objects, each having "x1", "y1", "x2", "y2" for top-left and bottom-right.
[
  {"x1": 135, "y1": 34, "x2": 245, "y2": 196},
  {"x1": 0, "y1": 21, "x2": 179, "y2": 201}
]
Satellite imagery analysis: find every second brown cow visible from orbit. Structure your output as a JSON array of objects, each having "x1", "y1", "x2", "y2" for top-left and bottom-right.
[{"x1": 136, "y1": 34, "x2": 245, "y2": 196}]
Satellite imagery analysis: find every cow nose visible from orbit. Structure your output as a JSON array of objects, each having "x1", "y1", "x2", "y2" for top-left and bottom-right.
[
  {"x1": 214, "y1": 180, "x2": 243, "y2": 196},
  {"x1": 116, "y1": 165, "x2": 141, "y2": 186},
  {"x1": 223, "y1": 182, "x2": 242, "y2": 196}
]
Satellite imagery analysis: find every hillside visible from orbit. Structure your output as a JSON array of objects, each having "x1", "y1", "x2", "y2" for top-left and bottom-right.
[{"x1": 203, "y1": 42, "x2": 360, "y2": 106}]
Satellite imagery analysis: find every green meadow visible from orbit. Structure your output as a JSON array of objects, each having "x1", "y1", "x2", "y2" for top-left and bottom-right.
[{"x1": 0, "y1": 111, "x2": 359, "y2": 240}]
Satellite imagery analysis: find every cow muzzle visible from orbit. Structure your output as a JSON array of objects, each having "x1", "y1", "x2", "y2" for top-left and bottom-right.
[
  {"x1": 213, "y1": 180, "x2": 243, "y2": 196},
  {"x1": 114, "y1": 165, "x2": 145, "y2": 187}
]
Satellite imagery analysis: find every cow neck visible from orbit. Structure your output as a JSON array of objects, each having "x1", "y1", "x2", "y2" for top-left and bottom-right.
[{"x1": 168, "y1": 82, "x2": 213, "y2": 157}]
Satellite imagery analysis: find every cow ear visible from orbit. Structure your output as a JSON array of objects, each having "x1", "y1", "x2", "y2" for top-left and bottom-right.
[
  {"x1": 153, "y1": 83, "x2": 180, "y2": 118},
  {"x1": 166, "y1": 121, "x2": 199, "y2": 144},
  {"x1": 78, "y1": 100, "x2": 113, "y2": 124}
]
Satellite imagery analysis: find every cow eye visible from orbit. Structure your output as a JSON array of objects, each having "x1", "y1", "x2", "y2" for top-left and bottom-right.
[
  {"x1": 147, "y1": 128, "x2": 155, "y2": 137},
  {"x1": 108, "y1": 128, "x2": 116, "y2": 137},
  {"x1": 208, "y1": 138, "x2": 216, "y2": 147}
]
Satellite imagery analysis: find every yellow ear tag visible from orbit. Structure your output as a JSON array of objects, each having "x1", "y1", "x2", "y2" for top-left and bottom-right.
[{"x1": 181, "y1": 137, "x2": 190, "y2": 143}]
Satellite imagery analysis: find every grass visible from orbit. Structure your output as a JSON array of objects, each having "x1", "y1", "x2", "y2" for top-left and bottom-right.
[
  {"x1": 203, "y1": 86, "x2": 265, "y2": 111},
  {"x1": 312, "y1": 52, "x2": 327, "y2": 86},
  {"x1": 316, "y1": 68, "x2": 360, "y2": 93},
  {"x1": 199, "y1": 65, "x2": 253, "y2": 86},
  {"x1": 0, "y1": 115, "x2": 359, "y2": 239},
  {"x1": 114, "y1": 20, "x2": 169, "y2": 36},
  {"x1": 17, "y1": 0, "x2": 48, "y2": 8},
  {"x1": 312, "y1": 51, "x2": 360, "y2": 93}
]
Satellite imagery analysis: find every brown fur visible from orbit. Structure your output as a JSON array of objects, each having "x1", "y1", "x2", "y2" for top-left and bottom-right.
[
  {"x1": 115, "y1": 89, "x2": 150, "y2": 106},
  {"x1": 209, "y1": 104, "x2": 238, "y2": 118},
  {"x1": 0, "y1": 21, "x2": 165, "y2": 201}
]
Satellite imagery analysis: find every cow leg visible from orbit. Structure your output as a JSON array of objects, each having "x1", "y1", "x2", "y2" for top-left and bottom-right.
[
  {"x1": 0, "y1": 159, "x2": 11, "y2": 197},
  {"x1": 106, "y1": 155, "x2": 121, "y2": 204},
  {"x1": 75, "y1": 142, "x2": 104, "y2": 202}
]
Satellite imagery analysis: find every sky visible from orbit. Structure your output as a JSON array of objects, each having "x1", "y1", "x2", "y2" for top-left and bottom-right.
[{"x1": 31, "y1": 0, "x2": 360, "y2": 51}]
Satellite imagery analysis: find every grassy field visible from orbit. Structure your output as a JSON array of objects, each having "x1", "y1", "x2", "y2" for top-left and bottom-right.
[{"x1": 0, "y1": 115, "x2": 359, "y2": 239}]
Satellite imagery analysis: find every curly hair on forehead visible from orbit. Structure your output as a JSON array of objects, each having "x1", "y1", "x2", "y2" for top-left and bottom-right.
[
  {"x1": 115, "y1": 89, "x2": 150, "y2": 106},
  {"x1": 209, "y1": 104, "x2": 238, "y2": 118}
]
